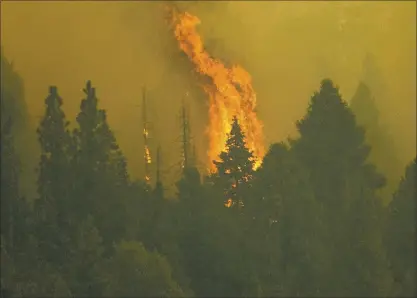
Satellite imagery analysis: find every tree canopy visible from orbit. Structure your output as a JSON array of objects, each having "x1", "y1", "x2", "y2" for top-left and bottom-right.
[{"x1": 1, "y1": 70, "x2": 415, "y2": 297}]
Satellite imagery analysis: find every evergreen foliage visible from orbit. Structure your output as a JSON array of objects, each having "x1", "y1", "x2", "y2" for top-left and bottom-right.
[
  {"x1": 350, "y1": 81, "x2": 403, "y2": 204},
  {"x1": 291, "y1": 79, "x2": 393, "y2": 296},
  {"x1": 385, "y1": 158, "x2": 417, "y2": 297},
  {"x1": 212, "y1": 116, "x2": 255, "y2": 209},
  {"x1": 1, "y1": 70, "x2": 415, "y2": 297}
]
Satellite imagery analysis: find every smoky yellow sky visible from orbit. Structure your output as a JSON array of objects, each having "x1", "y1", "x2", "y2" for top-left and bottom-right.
[{"x1": 1, "y1": 1, "x2": 415, "y2": 190}]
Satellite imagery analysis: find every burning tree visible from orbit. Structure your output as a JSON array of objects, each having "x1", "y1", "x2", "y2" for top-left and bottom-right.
[
  {"x1": 213, "y1": 116, "x2": 255, "y2": 209},
  {"x1": 170, "y1": 8, "x2": 265, "y2": 171}
]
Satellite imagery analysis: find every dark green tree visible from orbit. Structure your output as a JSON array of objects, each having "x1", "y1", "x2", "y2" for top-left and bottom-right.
[
  {"x1": 73, "y1": 81, "x2": 129, "y2": 248},
  {"x1": 254, "y1": 143, "x2": 327, "y2": 296},
  {"x1": 385, "y1": 158, "x2": 416, "y2": 297},
  {"x1": 75, "y1": 81, "x2": 128, "y2": 186},
  {"x1": 204, "y1": 117, "x2": 261, "y2": 295},
  {"x1": 35, "y1": 86, "x2": 74, "y2": 267},
  {"x1": 66, "y1": 215, "x2": 104, "y2": 296},
  {"x1": 0, "y1": 114, "x2": 34, "y2": 294},
  {"x1": 0, "y1": 115, "x2": 20, "y2": 253},
  {"x1": 175, "y1": 167, "x2": 206, "y2": 296},
  {"x1": 0, "y1": 49, "x2": 27, "y2": 131},
  {"x1": 98, "y1": 240, "x2": 185, "y2": 297},
  {"x1": 212, "y1": 116, "x2": 255, "y2": 210},
  {"x1": 1, "y1": 49, "x2": 38, "y2": 199},
  {"x1": 291, "y1": 79, "x2": 393, "y2": 296},
  {"x1": 350, "y1": 81, "x2": 403, "y2": 205}
]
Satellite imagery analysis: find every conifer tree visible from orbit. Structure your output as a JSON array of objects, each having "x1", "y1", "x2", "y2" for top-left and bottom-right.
[
  {"x1": 75, "y1": 81, "x2": 128, "y2": 190},
  {"x1": 1, "y1": 50, "x2": 38, "y2": 199},
  {"x1": 67, "y1": 215, "x2": 104, "y2": 296},
  {"x1": 292, "y1": 79, "x2": 385, "y2": 201},
  {"x1": 213, "y1": 116, "x2": 255, "y2": 209},
  {"x1": 74, "y1": 81, "x2": 129, "y2": 247},
  {"x1": 385, "y1": 158, "x2": 416, "y2": 297},
  {"x1": 291, "y1": 79, "x2": 392, "y2": 296},
  {"x1": 254, "y1": 143, "x2": 327, "y2": 296},
  {"x1": 0, "y1": 115, "x2": 31, "y2": 259},
  {"x1": 0, "y1": 50, "x2": 28, "y2": 135},
  {"x1": 350, "y1": 81, "x2": 403, "y2": 204},
  {"x1": 98, "y1": 241, "x2": 185, "y2": 297},
  {"x1": 176, "y1": 167, "x2": 205, "y2": 294},
  {"x1": 35, "y1": 86, "x2": 74, "y2": 266},
  {"x1": 0, "y1": 114, "x2": 20, "y2": 253},
  {"x1": 37, "y1": 86, "x2": 73, "y2": 202},
  {"x1": 177, "y1": 167, "x2": 201, "y2": 206}
]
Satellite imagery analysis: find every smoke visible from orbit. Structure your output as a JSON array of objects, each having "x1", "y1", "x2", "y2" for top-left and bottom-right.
[{"x1": 1, "y1": 1, "x2": 415, "y2": 194}]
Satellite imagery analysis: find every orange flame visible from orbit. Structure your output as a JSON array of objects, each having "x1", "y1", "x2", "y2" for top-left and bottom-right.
[
  {"x1": 171, "y1": 9, "x2": 265, "y2": 172},
  {"x1": 144, "y1": 128, "x2": 152, "y2": 165}
]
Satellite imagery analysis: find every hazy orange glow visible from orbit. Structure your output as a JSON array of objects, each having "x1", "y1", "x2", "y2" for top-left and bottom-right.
[{"x1": 170, "y1": 8, "x2": 265, "y2": 172}]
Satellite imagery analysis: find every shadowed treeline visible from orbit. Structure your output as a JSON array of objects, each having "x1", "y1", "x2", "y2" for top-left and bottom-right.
[{"x1": 1, "y1": 71, "x2": 416, "y2": 296}]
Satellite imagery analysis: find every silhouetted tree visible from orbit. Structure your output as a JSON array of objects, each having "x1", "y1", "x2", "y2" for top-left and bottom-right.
[
  {"x1": 213, "y1": 116, "x2": 255, "y2": 210},
  {"x1": 74, "y1": 81, "x2": 129, "y2": 248},
  {"x1": 385, "y1": 158, "x2": 417, "y2": 297},
  {"x1": 361, "y1": 53, "x2": 387, "y2": 103},
  {"x1": 2, "y1": 60, "x2": 415, "y2": 297},
  {"x1": 66, "y1": 215, "x2": 104, "y2": 296},
  {"x1": 255, "y1": 143, "x2": 327, "y2": 296},
  {"x1": 98, "y1": 241, "x2": 185, "y2": 297},
  {"x1": 198, "y1": 118, "x2": 261, "y2": 296},
  {"x1": 291, "y1": 79, "x2": 393, "y2": 296},
  {"x1": 350, "y1": 81, "x2": 403, "y2": 204},
  {"x1": 35, "y1": 86, "x2": 74, "y2": 267},
  {"x1": 0, "y1": 116, "x2": 19, "y2": 253},
  {"x1": 1, "y1": 50, "x2": 38, "y2": 199},
  {"x1": 175, "y1": 167, "x2": 207, "y2": 296}
]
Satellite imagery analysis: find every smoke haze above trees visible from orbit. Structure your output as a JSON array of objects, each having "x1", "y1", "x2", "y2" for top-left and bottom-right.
[{"x1": 1, "y1": 1, "x2": 415, "y2": 193}]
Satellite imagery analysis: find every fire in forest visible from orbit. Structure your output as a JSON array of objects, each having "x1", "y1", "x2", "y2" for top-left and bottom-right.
[
  {"x1": 144, "y1": 128, "x2": 151, "y2": 183},
  {"x1": 169, "y1": 7, "x2": 265, "y2": 172}
]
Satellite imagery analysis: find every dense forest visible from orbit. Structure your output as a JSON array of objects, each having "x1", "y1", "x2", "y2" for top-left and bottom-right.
[{"x1": 1, "y1": 49, "x2": 416, "y2": 297}]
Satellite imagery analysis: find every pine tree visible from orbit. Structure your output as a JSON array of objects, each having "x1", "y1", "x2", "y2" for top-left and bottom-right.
[
  {"x1": 35, "y1": 86, "x2": 74, "y2": 266},
  {"x1": 0, "y1": 114, "x2": 18, "y2": 250},
  {"x1": 213, "y1": 116, "x2": 255, "y2": 209},
  {"x1": 177, "y1": 167, "x2": 201, "y2": 206},
  {"x1": 176, "y1": 167, "x2": 205, "y2": 295},
  {"x1": 37, "y1": 86, "x2": 73, "y2": 203},
  {"x1": 67, "y1": 215, "x2": 104, "y2": 296},
  {"x1": 254, "y1": 143, "x2": 327, "y2": 296},
  {"x1": 291, "y1": 79, "x2": 385, "y2": 203},
  {"x1": 291, "y1": 79, "x2": 393, "y2": 296},
  {"x1": 73, "y1": 81, "x2": 129, "y2": 248},
  {"x1": 385, "y1": 158, "x2": 416, "y2": 297},
  {"x1": 350, "y1": 81, "x2": 403, "y2": 205},
  {"x1": 75, "y1": 81, "x2": 128, "y2": 190},
  {"x1": 361, "y1": 53, "x2": 387, "y2": 104},
  {"x1": 0, "y1": 50, "x2": 28, "y2": 134},
  {"x1": 98, "y1": 241, "x2": 185, "y2": 297},
  {"x1": 1, "y1": 50, "x2": 38, "y2": 199}
]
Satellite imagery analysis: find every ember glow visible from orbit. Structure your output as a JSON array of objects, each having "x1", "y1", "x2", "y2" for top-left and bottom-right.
[
  {"x1": 170, "y1": 8, "x2": 265, "y2": 172},
  {"x1": 143, "y1": 128, "x2": 151, "y2": 183}
]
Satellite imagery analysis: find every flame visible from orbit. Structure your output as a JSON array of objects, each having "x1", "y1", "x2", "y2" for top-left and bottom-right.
[
  {"x1": 145, "y1": 146, "x2": 151, "y2": 164},
  {"x1": 225, "y1": 198, "x2": 233, "y2": 208},
  {"x1": 144, "y1": 128, "x2": 152, "y2": 165},
  {"x1": 170, "y1": 9, "x2": 265, "y2": 172},
  {"x1": 143, "y1": 127, "x2": 151, "y2": 184}
]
